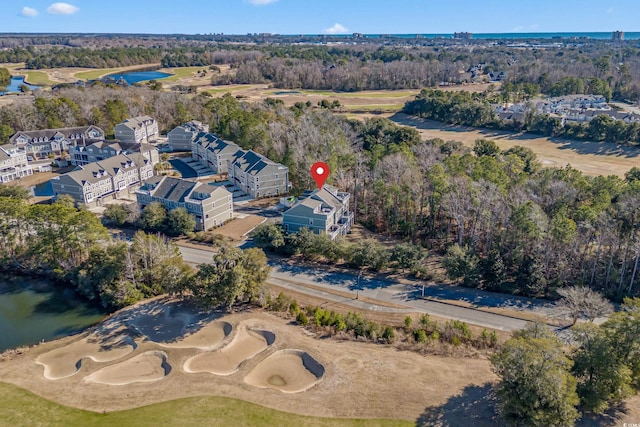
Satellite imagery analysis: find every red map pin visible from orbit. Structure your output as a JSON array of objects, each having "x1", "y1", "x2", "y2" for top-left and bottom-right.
[{"x1": 310, "y1": 161, "x2": 330, "y2": 190}]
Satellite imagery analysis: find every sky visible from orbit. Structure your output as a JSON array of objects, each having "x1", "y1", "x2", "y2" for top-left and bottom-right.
[{"x1": 2, "y1": 0, "x2": 640, "y2": 35}]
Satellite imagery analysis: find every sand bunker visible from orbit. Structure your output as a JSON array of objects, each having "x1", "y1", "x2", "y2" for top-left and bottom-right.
[
  {"x1": 244, "y1": 350, "x2": 324, "y2": 393},
  {"x1": 184, "y1": 326, "x2": 274, "y2": 376},
  {"x1": 36, "y1": 333, "x2": 135, "y2": 380},
  {"x1": 83, "y1": 351, "x2": 170, "y2": 386},
  {"x1": 129, "y1": 305, "x2": 231, "y2": 350}
]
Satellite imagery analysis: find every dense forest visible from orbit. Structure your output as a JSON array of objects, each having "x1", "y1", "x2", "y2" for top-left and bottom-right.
[
  {"x1": 3, "y1": 86, "x2": 640, "y2": 302},
  {"x1": 0, "y1": 190, "x2": 269, "y2": 311},
  {"x1": 1, "y1": 38, "x2": 639, "y2": 100}
]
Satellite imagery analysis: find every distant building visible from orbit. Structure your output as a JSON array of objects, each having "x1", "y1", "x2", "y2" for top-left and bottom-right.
[
  {"x1": 282, "y1": 185, "x2": 353, "y2": 240},
  {"x1": 227, "y1": 149, "x2": 289, "y2": 198},
  {"x1": 167, "y1": 121, "x2": 209, "y2": 152},
  {"x1": 453, "y1": 32, "x2": 473, "y2": 40},
  {"x1": 136, "y1": 176, "x2": 233, "y2": 231},
  {"x1": 612, "y1": 31, "x2": 625, "y2": 41},
  {"x1": 51, "y1": 153, "x2": 156, "y2": 207},
  {"x1": 10, "y1": 125, "x2": 105, "y2": 161},
  {"x1": 114, "y1": 116, "x2": 158, "y2": 144},
  {"x1": 0, "y1": 144, "x2": 33, "y2": 183},
  {"x1": 191, "y1": 132, "x2": 240, "y2": 174}
]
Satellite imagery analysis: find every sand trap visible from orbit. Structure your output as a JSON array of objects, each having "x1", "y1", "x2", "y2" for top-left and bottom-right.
[
  {"x1": 244, "y1": 349, "x2": 324, "y2": 393},
  {"x1": 36, "y1": 333, "x2": 135, "y2": 380},
  {"x1": 129, "y1": 305, "x2": 231, "y2": 350},
  {"x1": 83, "y1": 351, "x2": 170, "y2": 386},
  {"x1": 184, "y1": 326, "x2": 274, "y2": 376}
]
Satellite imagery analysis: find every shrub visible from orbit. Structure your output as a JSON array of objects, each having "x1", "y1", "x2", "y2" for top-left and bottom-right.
[
  {"x1": 404, "y1": 315, "x2": 413, "y2": 329},
  {"x1": 296, "y1": 311, "x2": 309, "y2": 326},
  {"x1": 414, "y1": 329, "x2": 427, "y2": 343},
  {"x1": 382, "y1": 325, "x2": 396, "y2": 343},
  {"x1": 289, "y1": 300, "x2": 300, "y2": 316}
]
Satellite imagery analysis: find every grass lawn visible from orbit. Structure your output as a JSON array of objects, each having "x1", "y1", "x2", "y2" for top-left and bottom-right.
[
  {"x1": 343, "y1": 104, "x2": 405, "y2": 112},
  {"x1": 0, "y1": 382, "x2": 411, "y2": 427},
  {"x1": 204, "y1": 85, "x2": 252, "y2": 94},
  {"x1": 74, "y1": 68, "x2": 123, "y2": 81},
  {"x1": 161, "y1": 67, "x2": 205, "y2": 82},
  {"x1": 23, "y1": 71, "x2": 57, "y2": 86},
  {"x1": 299, "y1": 90, "x2": 419, "y2": 98}
]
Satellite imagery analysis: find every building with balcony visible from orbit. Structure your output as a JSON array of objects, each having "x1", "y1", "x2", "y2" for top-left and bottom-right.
[
  {"x1": 136, "y1": 177, "x2": 233, "y2": 231},
  {"x1": 282, "y1": 185, "x2": 353, "y2": 239}
]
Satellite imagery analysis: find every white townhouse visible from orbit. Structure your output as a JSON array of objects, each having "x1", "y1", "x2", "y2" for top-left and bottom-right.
[{"x1": 0, "y1": 144, "x2": 33, "y2": 183}]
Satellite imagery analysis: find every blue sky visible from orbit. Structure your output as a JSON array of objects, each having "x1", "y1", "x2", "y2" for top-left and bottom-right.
[{"x1": 3, "y1": 1, "x2": 639, "y2": 35}]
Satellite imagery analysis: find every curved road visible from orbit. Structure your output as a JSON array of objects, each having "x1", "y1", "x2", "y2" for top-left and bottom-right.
[{"x1": 178, "y1": 245, "x2": 534, "y2": 331}]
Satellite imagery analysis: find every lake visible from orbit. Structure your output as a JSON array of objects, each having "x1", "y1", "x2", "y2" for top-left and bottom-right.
[
  {"x1": 106, "y1": 70, "x2": 172, "y2": 85},
  {"x1": 0, "y1": 76, "x2": 40, "y2": 95},
  {"x1": 0, "y1": 276, "x2": 105, "y2": 353}
]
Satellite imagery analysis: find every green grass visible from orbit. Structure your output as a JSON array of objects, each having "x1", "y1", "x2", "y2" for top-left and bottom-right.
[
  {"x1": 0, "y1": 382, "x2": 411, "y2": 427},
  {"x1": 23, "y1": 71, "x2": 57, "y2": 86}
]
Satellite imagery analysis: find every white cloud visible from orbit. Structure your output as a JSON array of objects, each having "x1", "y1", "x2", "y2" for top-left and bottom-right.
[
  {"x1": 323, "y1": 23, "x2": 349, "y2": 34},
  {"x1": 245, "y1": 0, "x2": 278, "y2": 5},
  {"x1": 21, "y1": 6, "x2": 38, "y2": 17},
  {"x1": 47, "y1": 2, "x2": 79, "y2": 15}
]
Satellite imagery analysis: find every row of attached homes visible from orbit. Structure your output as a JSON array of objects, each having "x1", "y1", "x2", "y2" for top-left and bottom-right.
[{"x1": 51, "y1": 153, "x2": 156, "y2": 207}]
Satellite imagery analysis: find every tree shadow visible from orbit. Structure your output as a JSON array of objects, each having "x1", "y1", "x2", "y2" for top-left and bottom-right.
[
  {"x1": 416, "y1": 383, "x2": 501, "y2": 427},
  {"x1": 576, "y1": 402, "x2": 631, "y2": 427}
]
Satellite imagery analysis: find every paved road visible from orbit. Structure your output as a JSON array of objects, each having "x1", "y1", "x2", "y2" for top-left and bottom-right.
[{"x1": 178, "y1": 245, "x2": 534, "y2": 331}]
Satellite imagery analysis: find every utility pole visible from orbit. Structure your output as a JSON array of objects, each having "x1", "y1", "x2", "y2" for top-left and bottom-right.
[{"x1": 356, "y1": 270, "x2": 362, "y2": 300}]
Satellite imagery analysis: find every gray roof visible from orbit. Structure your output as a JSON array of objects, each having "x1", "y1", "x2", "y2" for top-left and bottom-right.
[
  {"x1": 151, "y1": 177, "x2": 197, "y2": 202},
  {"x1": 0, "y1": 147, "x2": 9, "y2": 162},
  {"x1": 11, "y1": 125, "x2": 104, "y2": 142},
  {"x1": 55, "y1": 153, "x2": 144, "y2": 186},
  {"x1": 118, "y1": 116, "x2": 156, "y2": 131},
  {"x1": 140, "y1": 176, "x2": 230, "y2": 203}
]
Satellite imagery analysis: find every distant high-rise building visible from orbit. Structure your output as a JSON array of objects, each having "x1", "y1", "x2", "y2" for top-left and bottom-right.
[
  {"x1": 453, "y1": 32, "x2": 473, "y2": 40},
  {"x1": 612, "y1": 31, "x2": 625, "y2": 41}
]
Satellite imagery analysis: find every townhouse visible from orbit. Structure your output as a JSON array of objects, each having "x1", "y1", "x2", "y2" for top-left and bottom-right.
[
  {"x1": 191, "y1": 132, "x2": 241, "y2": 174},
  {"x1": 282, "y1": 185, "x2": 353, "y2": 239},
  {"x1": 227, "y1": 149, "x2": 289, "y2": 198},
  {"x1": 9, "y1": 125, "x2": 105, "y2": 161},
  {"x1": 0, "y1": 144, "x2": 33, "y2": 183},
  {"x1": 167, "y1": 121, "x2": 209, "y2": 151},
  {"x1": 51, "y1": 153, "x2": 156, "y2": 207},
  {"x1": 70, "y1": 140, "x2": 159, "y2": 166},
  {"x1": 136, "y1": 176, "x2": 233, "y2": 231},
  {"x1": 114, "y1": 116, "x2": 159, "y2": 144}
]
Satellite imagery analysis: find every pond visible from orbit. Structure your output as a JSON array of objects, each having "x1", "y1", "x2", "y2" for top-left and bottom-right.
[
  {"x1": 0, "y1": 76, "x2": 40, "y2": 95},
  {"x1": 0, "y1": 276, "x2": 105, "y2": 353},
  {"x1": 105, "y1": 70, "x2": 172, "y2": 85}
]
